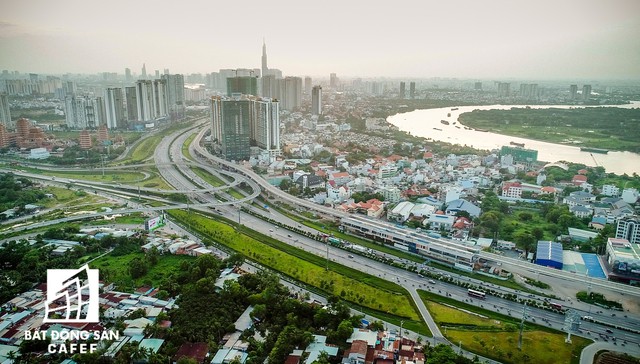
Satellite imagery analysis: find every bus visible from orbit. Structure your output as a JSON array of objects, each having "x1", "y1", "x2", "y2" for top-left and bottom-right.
[
  {"x1": 467, "y1": 289, "x2": 486, "y2": 299},
  {"x1": 550, "y1": 302, "x2": 563, "y2": 310}
]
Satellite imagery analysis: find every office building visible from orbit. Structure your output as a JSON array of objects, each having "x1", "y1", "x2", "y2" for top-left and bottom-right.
[
  {"x1": 582, "y1": 84, "x2": 592, "y2": 100},
  {"x1": 617, "y1": 217, "x2": 640, "y2": 245},
  {"x1": 105, "y1": 88, "x2": 126, "y2": 129},
  {"x1": 210, "y1": 94, "x2": 252, "y2": 161},
  {"x1": 227, "y1": 76, "x2": 257, "y2": 97},
  {"x1": 282, "y1": 77, "x2": 302, "y2": 111},
  {"x1": 399, "y1": 82, "x2": 406, "y2": 99},
  {"x1": 311, "y1": 86, "x2": 322, "y2": 115},
  {"x1": 162, "y1": 74, "x2": 186, "y2": 120},
  {"x1": 330, "y1": 73, "x2": 337, "y2": 88},
  {"x1": 141, "y1": 63, "x2": 147, "y2": 79},
  {"x1": 125, "y1": 68, "x2": 132, "y2": 82},
  {"x1": 409, "y1": 82, "x2": 416, "y2": 98},
  {"x1": 570, "y1": 84, "x2": 578, "y2": 100},
  {"x1": 0, "y1": 93, "x2": 12, "y2": 129}
]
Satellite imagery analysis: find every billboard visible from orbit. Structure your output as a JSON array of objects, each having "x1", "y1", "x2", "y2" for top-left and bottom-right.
[{"x1": 145, "y1": 215, "x2": 165, "y2": 231}]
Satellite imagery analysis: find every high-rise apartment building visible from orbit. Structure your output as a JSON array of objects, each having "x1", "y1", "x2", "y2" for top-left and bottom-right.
[
  {"x1": 253, "y1": 97, "x2": 281, "y2": 158},
  {"x1": 211, "y1": 94, "x2": 252, "y2": 161},
  {"x1": 311, "y1": 86, "x2": 322, "y2": 116},
  {"x1": 474, "y1": 82, "x2": 483, "y2": 90},
  {"x1": 399, "y1": 82, "x2": 406, "y2": 99},
  {"x1": 570, "y1": 84, "x2": 578, "y2": 100},
  {"x1": 125, "y1": 86, "x2": 138, "y2": 122},
  {"x1": 330, "y1": 73, "x2": 337, "y2": 88},
  {"x1": 582, "y1": 85, "x2": 592, "y2": 100},
  {"x1": 409, "y1": 82, "x2": 416, "y2": 99},
  {"x1": 125, "y1": 68, "x2": 132, "y2": 82},
  {"x1": 283, "y1": 77, "x2": 302, "y2": 111},
  {"x1": 135, "y1": 79, "x2": 168, "y2": 121},
  {"x1": 162, "y1": 74, "x2": 186, "y2": 120},
  {"x1": 227, "y1": 76, "x2": 258, "y2": 97},
  {"x1": 211, "y1": 94, "x2": 280, "y2": 162},
  {"x1": 497, "y1": 82, "x2": 511, "y2": 97},
  {"x1": 105, "y1": 88, "x2": 126, "y2": 129},
  {"x1": 616, "y1": 217, "x2": 640, "y2": 245},
  {"x1": 304, "y1": 77, "x2": 312, "y2": 94},
  {"x1": 0, "y1": 93, "x2": 12, "y2": 129},
  {"x1": 519, "y1": 84, "x2": 539, "y2": 101},
  {"x1": 64, "y1": 95, "x2": 105, "y2": 129},
  {"x1": 260, "y1": 75, "x2": 276, "y2": 99}
]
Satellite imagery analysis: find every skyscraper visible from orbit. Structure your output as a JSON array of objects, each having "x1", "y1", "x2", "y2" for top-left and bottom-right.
[
  {"x1": 399, "y1": 82, "x2": 406, "y2": 99},
  {"x1": 311, "y1": 86, "x2": 322, "y2": 116},
  {"x1": 162, "y1": 74, "x2": 186, "y2": 120},
  {"x1": 135, "y1": 80, "x2": 154, "y2": 121},
  {"x1": 227, "y1": 76, "x2": 258, "y2": 97},
  {"x1": 582, "y1": 85, "x2": 592, "y2": 100},
  {"x1": 211, "y1": 94, "x2": 252, "y2": 161},
  {"x1": 497, "y1": 82, "x2": 511, "y2": 97},
  {"x1": 409, "y1": 82, "x2": 416, "y2": 99},
  {"x1": 105, "y1": 88, "x2": 126, "y2": 129},
  {"x1": 0, "y1": 93, "x2": 12, "y2": 129},
  {"x1": 261, "y1": 40, "x2": 268, "y2": 77},
  {"x1": 330, "y1": 73, "x2": 337, "y2": 88},
  {"x1": 141, "y1": 63, "x2": 147, "y2": 79},
  {"x1": 151, "y1": 79, "x2": 167, "y2": 118}
]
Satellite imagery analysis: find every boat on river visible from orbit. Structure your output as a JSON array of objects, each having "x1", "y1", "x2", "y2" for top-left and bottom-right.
[
  {"x1": 580, "y1": 147, "x2": 609, "y2": 154},
  {"x1": 440, "y1": 120, "x2": 450, "y2": 125},
  {"x1": 510, "y1": 141, "x2": 525, "y2": 148},
  {"x1": 433, "y1": 127, "x2": 442, "y2": 131}
]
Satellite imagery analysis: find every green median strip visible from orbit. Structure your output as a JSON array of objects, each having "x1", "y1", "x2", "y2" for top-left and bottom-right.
[{"x1": 167, "y1": 209, "x2": 431, "y2": 336}]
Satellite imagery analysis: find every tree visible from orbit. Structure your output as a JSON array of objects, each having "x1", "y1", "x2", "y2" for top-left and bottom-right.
[
  {"x1": 146, "y1": 246, "x2": 159, "y2": 266},
  {"x1": 128, "y1": 257, "x2": 148, "y2": 279},
  {"x1": 514, "y1": 231, "x2": 536, "y2": 255}
]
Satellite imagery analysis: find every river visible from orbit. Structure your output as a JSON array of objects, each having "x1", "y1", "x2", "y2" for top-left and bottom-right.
[{"x1": 386, "y1": 102, "x2": 640, "y2": 175}]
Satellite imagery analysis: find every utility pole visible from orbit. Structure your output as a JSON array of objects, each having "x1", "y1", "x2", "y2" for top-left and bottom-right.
[{"x1": 518, "y1": 302, "x2": 527, "y2": 350}]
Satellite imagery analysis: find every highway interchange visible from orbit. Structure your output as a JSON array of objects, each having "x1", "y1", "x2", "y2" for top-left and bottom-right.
[{"x1": 3, "y1": 119, "x2": 640, "y2": 361}]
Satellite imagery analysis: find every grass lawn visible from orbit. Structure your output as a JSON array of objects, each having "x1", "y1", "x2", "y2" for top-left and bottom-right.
[
  {"x1": 192, "y1": 167, "x2": 226, "y2": 187},
  {"x1": 419, "y1": 290, "x2": 591, "y2": 364},
  {"x1": 129, "y1": 134, "x2": 163, "y2": 163},
  {"x1": 227, "y1": 188, "x2": 245, "y2": 200},
  {"x1": 168, "y1": 209, "x2": 428, "y2": 331},
  {"x1": 181, "y1": 133, "x2": 196, "y2": 161},
  {"x1": 90, "y1": 252, "x2": 194, "y2": 291}
]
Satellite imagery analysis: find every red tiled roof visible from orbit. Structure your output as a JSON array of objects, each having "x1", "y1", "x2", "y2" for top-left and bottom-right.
[{"x1": 173, "y1": 342, "x2": 209, "y2": 363}]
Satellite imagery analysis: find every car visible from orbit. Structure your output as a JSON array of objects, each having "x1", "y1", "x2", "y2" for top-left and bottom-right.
[
  {"x1": 417, "y1": 274, "x2": 424, "y2": 278},
  {"x1": 582, "y1": 316, "x2": 593, "y2": 321},
  {"x1": 606, "y1": 329, "x2": 614, "y2": 334},
  {"x1": 348, "y1": 255, "x2": 354, "y2": 258},
  {"x1": 428, "y1": 280, "x2": 436, "y2": 284},
  {"x1": 269, "y1": 229, "x2": 273, "y2": 232},
  {"x1": 287, "y1": 234, "x2": 292, "y2": 238}
]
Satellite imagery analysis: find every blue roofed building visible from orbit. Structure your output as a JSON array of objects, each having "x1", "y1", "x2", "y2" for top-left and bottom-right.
[
  {"x1": 535, "y1": 241, "x2": 563, "y2": 270},
  {"x1": 445, "y1": 199, "x2": 481, "y2": 218}
]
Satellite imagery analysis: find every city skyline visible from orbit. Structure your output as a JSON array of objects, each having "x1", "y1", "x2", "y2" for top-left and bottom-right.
[{"x1": 1, "y1": 0, "x2": 639, "y2": 80}]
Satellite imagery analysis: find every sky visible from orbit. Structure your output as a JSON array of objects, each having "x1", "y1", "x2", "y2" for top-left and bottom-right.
[{"x1": 1, "y1": 0, "x2": 639, "y2": 80}]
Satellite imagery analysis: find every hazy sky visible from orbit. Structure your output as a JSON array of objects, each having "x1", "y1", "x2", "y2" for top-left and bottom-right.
[{"x1": 1, "y1": 0, "x2": 639, "y2": 80}]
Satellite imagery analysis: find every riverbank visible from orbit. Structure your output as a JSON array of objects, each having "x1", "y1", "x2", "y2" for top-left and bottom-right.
[
  {"x1": 386, "y1": 102, "x2": 640, "y2": 175},
  {"x1": 457, "y1": 107, "x2": 640, "y2": 153}
]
